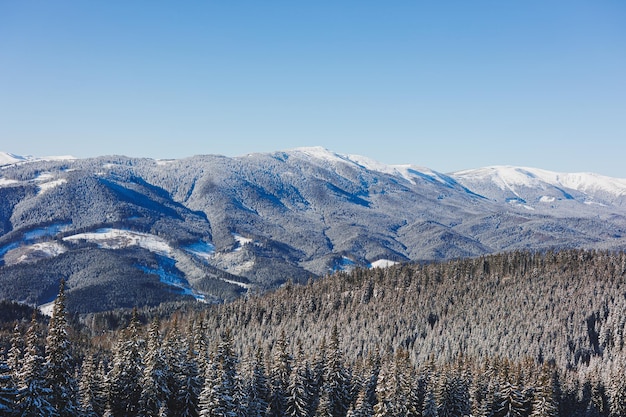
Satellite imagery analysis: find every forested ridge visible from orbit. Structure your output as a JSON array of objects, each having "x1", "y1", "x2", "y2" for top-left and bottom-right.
[{"x1": 2, "y1": 249, "x2": 626, "y2": 416}]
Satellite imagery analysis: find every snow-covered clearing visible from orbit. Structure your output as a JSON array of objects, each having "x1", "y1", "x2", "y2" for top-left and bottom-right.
[
  {"x1": 369, "y1": 259, "x2": 398, "y2": 268},
  {"x1": 63, "y1": 228, "x2": 172, "y2": 254},
  {"x1": 0, "y1": 178, "x2": 19, "y2": 187},
  {"x1": 233, "y1": 234, "x2": 253, "y2": 251},
  {"x1": 38, "y1": 178, "x2": 67, "y2": 194},
  {"x1": 39, "y1": 300, "x2": 55, "y2": 317},
  {"x1": 24, "y1": 224, "x2": 70, "y2": 240},
  {"x1": 184, "y1": 241, "x2": 215, "y2": 261}
]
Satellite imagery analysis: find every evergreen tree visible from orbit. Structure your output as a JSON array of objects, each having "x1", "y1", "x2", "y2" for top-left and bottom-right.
[
  {"x1": 78, "y1": 353, "x2": 107, "y2": 417},
  {"x1": 247, "y1": 348, "x2": 270, "y2": 417},
  {"x1": 17, "y1": 313, "x2": 57, "y2": 417},
  {"x1": 269, "y1": 331, "x2": 292, "y2": 417},
  {"x1": 315, "y1": 387, "x2": 333, "y2": 417},
  {"x1": 436, "y1": 370, "x2": 470, "y2": 417},
  {"x1": 164, "y1": 323, "x2": 185, "y2": 415},
  {"x1": 530, "y1": 365, "x2": 558, "y2": 417},
  {"x1": 45, "y1": 280, "x2": 79, "y2": 417},
  {"x1": 7, "y1": 323, "x2": 23, "y2": 382},
  {"x1": 140, "y1": 318, "x2": 170, "y2": 417},
  {"x1": 177, "y1": 341, "x2": 201, "y2": 417},
  {"x1": 286, "y1": 344, "x2": 312, "y2": 417},
  {"x1": 323, "y1": 325, "x2": 351, "y2": 417},
  {"x1": 0, "y1": 360, "x2": 18, "y2": 417},
  {"x1": 108, "y1": 308, "x2": 144, "y2": 417},
  {"x1": 496, "y1": 381, "x2": 528, "y2": 417},
  {"x1": 198, "y1": 359, "x2": 219, "y2": 417},
  {"x1": 198, "y1": 330, "x2": 238, "y2": 417},
  {"x1": 347, "y1": 388, "x2": 373, "y2": 417},
  {"x1": 422, "y1": 387, "x2": 438, "y2": 417},
  {"x1": 372, "y1": 357, "x2": 393, "y2": 417},
  {"x1": 608, "y1": 357, "x2": 626, "y2": 417}
]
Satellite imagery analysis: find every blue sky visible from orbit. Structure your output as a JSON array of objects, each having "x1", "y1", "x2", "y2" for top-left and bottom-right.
[{"x1": 1, "y1": 1, "x2": 625, "y2": 176}]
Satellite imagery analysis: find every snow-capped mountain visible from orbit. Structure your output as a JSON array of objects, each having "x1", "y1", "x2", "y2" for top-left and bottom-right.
[
  {"x1": 1, "y1": 147, "x2": 625, "y2": 313},
  {"x1": 451, "y1": 166, "x2": 626, "y2": 210}
]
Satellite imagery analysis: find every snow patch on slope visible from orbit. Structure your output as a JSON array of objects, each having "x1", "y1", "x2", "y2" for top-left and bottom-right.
[
  {"x1": 184, "y1": 241, "x2": 215, "y2": 261},
  {"x1": 38, "y1": 178, "x2": 67, "y2": 194},
  {"x1": 369, "y1": 259, "x2": 399, "y2": 268},
  {"x1": 0, "y1": 178, "x2": 19, "y2": 187},
  {"x1": 63, "y1": 228, "x2": 172, "y2": 254}
]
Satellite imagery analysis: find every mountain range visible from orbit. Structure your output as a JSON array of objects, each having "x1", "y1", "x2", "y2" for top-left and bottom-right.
[{"x1": 1, "y1": 147, "x2": 625, "y2": 313}]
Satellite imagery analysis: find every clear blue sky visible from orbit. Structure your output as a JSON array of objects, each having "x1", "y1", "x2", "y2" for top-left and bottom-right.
[{"x1": 1, "y1": 1, "x2": 625, "y2": 176}]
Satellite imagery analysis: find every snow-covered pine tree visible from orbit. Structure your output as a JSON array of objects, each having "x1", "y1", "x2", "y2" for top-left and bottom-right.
[
  {"x1": 7, "y1": 323, "x2": 23, "y2": 383},
  {"x1": 198, "y1": 358, "x2": 219, "y2": 417},
  {"x1": 108, "y1": 308, "x2": 144, "y2": 417},
  {"x1": 269, "y1": 331, "x2": 292, "y2": 417},
  {"x1": 45, "y1": 280, "x2": 79, "y2": 417},
  {"x1": 496, "y1": 380, "x2": 528, "y2": 417},
  {"x1": 176, "y1": 337, "x2": 201, "y2": 417},
  {"x1": 140, "y1": 318, "x2": 170, "y2": 417},
  {"x1": 0, "y1": 360, "x2": 18, "y2": 417},
  {"x1": 530, "y1": 364, "x2": 558, "y2": 417},
  {"x1": 164, "y1": 322, "x2": 185, "y2": 414},
  {"x1": 17, "y1": 312, "x2": 57, "y2": 417},
  {"x1": 246, "y1": 347, "x2": 270, "y2": 417},
  {"x1": 78, "y1": 352, "x2": 107, "y2": 417},
  {"x1": 315, "y1": 386, "x2": 333, "y2": 417},
  {"x1": 286, "y1": 343, "x2": 312, "y2": 417},
  {"x1": 608, "y1": 356, "x2": 626, "y2": 417},
  {"x1": 323, "y1": 325, "x2": 351, "y2": 417},
  {"x1": 346, "y1": 388, "x2": 373, "y2": 417},
  {"x1": 372, "y1": 355, "x2": 393, "y2": 417},
  {"x1": 198, "y1": 330, "x2": 238, "y2": 417},
  {"x1": 422, "y1": 387, "x2": 438, "y2": 417},
  {"x1": 435, "y1": 368, "x2": 470, "y2": 417}
]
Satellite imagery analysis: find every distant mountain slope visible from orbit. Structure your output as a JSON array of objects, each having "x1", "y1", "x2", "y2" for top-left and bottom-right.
[{"x1": 1, "y1": 147, "x2": 626, "y2": 312}]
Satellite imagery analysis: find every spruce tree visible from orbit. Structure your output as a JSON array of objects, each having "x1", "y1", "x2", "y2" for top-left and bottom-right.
[
  {"x1": 45, "y1": 280, "x2": 79, "y2": 417},
  {"x1": 108, "y1": 308, "x2": 144, "y2": 417},
  {"x1": 422, "y1": 387, "x2": 438, "y2": 417},
  {"x1": 7, "y1": 323, "x2": 23, "y2": 382},
  {"x1": 323, "y1": 325, "x2": 351, "y2": 417},
  {"x1": 79, "y1": 353, "x2": 106, "y2": 417},
  {"x1": 608, "y1": 357, "x2": 626, "y2": 417},
  {"x1": 140, "y1": 318, "x2": 170, "y2": 417},
  {"x1": 530, "y1": 365, "x2": 558, "y2": 417},
  {"x1": 269, "y1": 331, "x2": 291, "y2": 417},
  {"x1": 198, "y1": 331, "x2": 238, "y2": 417},
  {"x1": 286, "y1": 344, "x2": 312, "y2": 417},
  {"x1": 247, "y1": 347, "x2": 270, "y2": 417},
  {"x1": 17, "y1": 312, "x2": 57, "y2": 417},
  {"x1": 0, "y1": 360, "x2": 18, "y2": 417},
  {"x1": 177, "y1": 340, "x2": 201, "y2": 417}
]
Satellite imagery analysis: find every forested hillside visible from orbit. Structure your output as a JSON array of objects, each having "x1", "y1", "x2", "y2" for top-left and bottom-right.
[
  {"x1": 2, "y1": 249, "x2": 626, "y2": 416},
  {"x1": 4, "y1": 149, "x2": 626, "y2": 312}
]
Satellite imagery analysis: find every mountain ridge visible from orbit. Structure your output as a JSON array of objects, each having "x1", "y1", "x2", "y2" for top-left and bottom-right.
[{"x1": 1, "y1": 147, "x2": 625, "y2": 312}]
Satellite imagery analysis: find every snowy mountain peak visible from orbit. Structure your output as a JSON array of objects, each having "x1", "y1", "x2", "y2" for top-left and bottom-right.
[
  {"x1": 0, "y1": 152, "x2": 76, "y2": 167},
  {"x1": 452, "y1": 166, "x2": 626, "y2": 198},
  {"x1": 0, "y1": 152, "x2": 31, "y2": 166}
]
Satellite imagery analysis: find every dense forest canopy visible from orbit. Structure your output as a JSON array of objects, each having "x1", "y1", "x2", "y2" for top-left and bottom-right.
[{"x1": 2, "y1": 249, "x2": 626, "y2": 416}]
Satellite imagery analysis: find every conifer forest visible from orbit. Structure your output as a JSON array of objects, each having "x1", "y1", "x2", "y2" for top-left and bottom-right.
[{"x1": 2, "y1": 249, "x2": 626, "y2": 416}]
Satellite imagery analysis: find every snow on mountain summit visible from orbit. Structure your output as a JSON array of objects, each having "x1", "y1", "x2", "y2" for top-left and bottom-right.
[
  {"x1": 0, "y1": 152, "x2": 75, "y2": 167},
  {"x1": 0, "y1": 152, "x2": 30, "y2": 166},
  {"x1": 288, "y1": 147, "x2": 452, "y2": 185},
  {"x1": 452, "y1": 166, "x2": 626, "y2": 206}
]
